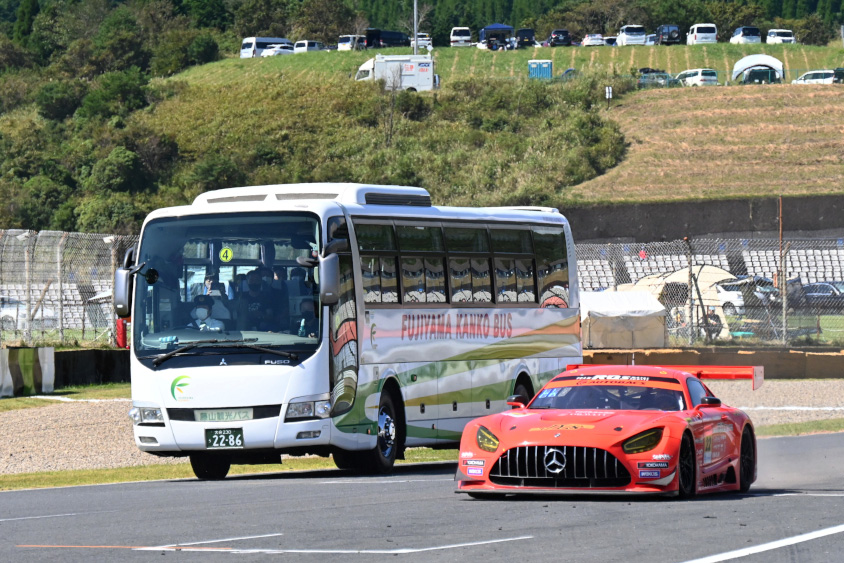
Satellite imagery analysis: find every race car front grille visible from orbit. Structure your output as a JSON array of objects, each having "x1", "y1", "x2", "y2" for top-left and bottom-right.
[{"x1": 488, "y1": 445, "x2": 631, "y2": 488}]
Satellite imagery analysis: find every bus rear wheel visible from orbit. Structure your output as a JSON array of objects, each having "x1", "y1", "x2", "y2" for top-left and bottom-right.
[{"x1": 189, "y1": 453, "x2": 231, "y2": 480}]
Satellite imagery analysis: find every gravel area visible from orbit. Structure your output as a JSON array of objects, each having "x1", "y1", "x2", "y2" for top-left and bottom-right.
[{"x1": 2, "y1": 379, "x2": 844, "y2": 476}]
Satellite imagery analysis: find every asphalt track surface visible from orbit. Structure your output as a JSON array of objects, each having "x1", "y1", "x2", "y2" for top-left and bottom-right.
[{"x1": 3, "y1": 433, "x2": 844, "y2": 563}]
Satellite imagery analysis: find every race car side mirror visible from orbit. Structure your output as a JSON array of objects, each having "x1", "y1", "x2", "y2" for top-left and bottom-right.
[
  {"x1": 696, "y1": 396, "x2": 722, "y2": 408},
  {"x1": 506, "y1": 395, "x2": 526, "y2": 408}
]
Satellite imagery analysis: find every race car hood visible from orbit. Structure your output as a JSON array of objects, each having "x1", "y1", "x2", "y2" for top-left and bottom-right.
[{"x1": 489, "y1": 409, "x2": 677, "y2": 443}]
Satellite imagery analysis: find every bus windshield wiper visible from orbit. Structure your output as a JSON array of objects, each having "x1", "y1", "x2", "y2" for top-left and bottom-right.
[
  {"x1": 217, "y1": 344, "x2": 298, "y2": 361},
  {"x1": 146, "y1": 338, "x2": 259, "y2": 367}
]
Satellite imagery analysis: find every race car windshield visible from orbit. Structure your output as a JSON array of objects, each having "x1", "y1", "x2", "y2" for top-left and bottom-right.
[{"x1": 530, "y1": 384, "x2": 686, "y2": 411}]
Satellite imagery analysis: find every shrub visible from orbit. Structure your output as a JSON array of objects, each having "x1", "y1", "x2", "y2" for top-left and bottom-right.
[
  {"x1": 186, "y1": 154, "x2": 245, "y2": 192},
  {"x1": 82, "y1": 146, "x2": 146, "y2": 194},
  {"x1": 395, "y1": 91, "x2": 431, "y2": 121},
  {"x1": 187, "y1": 34, "x2": 219, "y2": 65},
  {"x1": 16, "y1": 175, "x2": 72, "y2": 230},
  {"x1": 35, "y1": 80, "x2": 88, "y2": 120},
  {"x1": 78, "y1": 67, "x2": 149, "y2": 119}
]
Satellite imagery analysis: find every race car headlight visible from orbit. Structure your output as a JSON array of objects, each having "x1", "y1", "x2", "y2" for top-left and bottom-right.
[
  {"x1": 622, "y1": 428, "x2": 664, "y2": 454},
  {"x1": 129, "y1": 407, "x2": 163, "y2": 425},
  {"x1": 476, "y1": 426, "x2": 500, "y2": 452}
]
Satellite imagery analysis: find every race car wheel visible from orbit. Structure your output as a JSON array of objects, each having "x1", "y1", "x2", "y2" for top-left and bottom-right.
[
  {"x1": 678, "y1": 433, "x2": 696, "y2": 499},
  {"x1": 739, "y1": 427, "x2": 755, "y2": 493},
  {"x1": 189, "y1": 453, "x2": 231, "y2": 480},
  {"x1": 368, "y1": 391, "x2": 399, "y2": 473}
]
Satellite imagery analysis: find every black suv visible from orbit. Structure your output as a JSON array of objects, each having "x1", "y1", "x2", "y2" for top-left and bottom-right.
[
  {"x1": 547, "y1": 29, "x2": 572, "y2": 46},
  {"x1": 655, "y1": 24, "x2": 682, "y2": 45},
  {"x1": 515, "y1": 28, "x2": 536, "y2": 48}
]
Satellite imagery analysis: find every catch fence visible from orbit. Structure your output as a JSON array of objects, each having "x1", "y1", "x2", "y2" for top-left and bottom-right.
[{"x1": 1, "y1": 229, "x2": 841, "y2": 348}]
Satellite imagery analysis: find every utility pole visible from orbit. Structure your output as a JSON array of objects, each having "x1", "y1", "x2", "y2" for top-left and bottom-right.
[{"x1": 413, "y1": 0, "x2": 418, "y2": 55}]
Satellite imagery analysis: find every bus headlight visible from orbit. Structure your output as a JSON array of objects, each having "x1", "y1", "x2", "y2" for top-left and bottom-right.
[
  {"x1": 286, "y1": 399, "x2": 332, "y2": 420},
  {"x1": 129, "y1": 407, "x2": 163, "y2": 426}
]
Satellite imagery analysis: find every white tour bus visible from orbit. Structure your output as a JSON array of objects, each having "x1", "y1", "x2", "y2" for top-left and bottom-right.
[
  {"x1": 240, "y1": 37, "x2": 293, "y2": 58},
  {"x1": 114, "y1": 183, "x2": 582, "y2": 479}
]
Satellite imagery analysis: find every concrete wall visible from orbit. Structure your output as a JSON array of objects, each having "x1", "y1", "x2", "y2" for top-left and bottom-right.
[
  {"x1": 567, "y1": 194, "x2": 844, "y2": 242},
  {"x1": 583, "y1": 348, "x2": 844, "y2": 379}
]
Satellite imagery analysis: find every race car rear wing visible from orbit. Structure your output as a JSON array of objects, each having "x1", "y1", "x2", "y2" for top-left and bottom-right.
[{"x1": 566, "y1": 365, "x2": 764, "y2": 390}]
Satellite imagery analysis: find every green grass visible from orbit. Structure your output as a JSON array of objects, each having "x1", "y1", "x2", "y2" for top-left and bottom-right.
[
  {"x1": 0, "y1": 382, "x2": 130, "y2": 412},
  {"x1": 756, "y1": 417, "x2": 844, "y2": 437}
]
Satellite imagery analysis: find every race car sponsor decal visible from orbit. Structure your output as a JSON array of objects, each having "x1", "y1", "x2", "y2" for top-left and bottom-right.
[
  {"x1": 463, "y1": 459, "x2": 485, "y2": 466},
  {"x1": 638, "y1": 462, "x2": 669, "y2": 469},
  {"x1": 652, "y1": 454, "x2": 672, "y2": 460},
  {"x1": 467, "y1": 467, "x2": 484, "y2": 476},
  {"x1": 552, "y1": 375, "x2": 679, "y2": 385},
  {"x1": 639, "y1": 470, "x2": 661, "y2": 478},
  {"x1": 461, "y1": 451, "x2": 474, "y2": 458},
  {"x1": 703, "y1": 433, "x2": 728, "y2": 464},
  {"x1": 529, "y1": 424, "x2": 595, "y2": 432}
]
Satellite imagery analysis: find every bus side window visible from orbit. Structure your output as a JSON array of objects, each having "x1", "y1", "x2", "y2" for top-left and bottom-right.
[{"x1": 533, "y1": 227, "x2": 569, "y2": 308}]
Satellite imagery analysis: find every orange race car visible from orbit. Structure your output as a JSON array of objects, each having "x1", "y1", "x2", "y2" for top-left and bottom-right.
[{"x1": 455, "y1": 364, "x2": 763, "y2": 498}]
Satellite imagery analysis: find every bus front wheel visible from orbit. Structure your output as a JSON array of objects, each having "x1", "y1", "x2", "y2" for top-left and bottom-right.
[
  {"x1": 369, "y1": 391, "x2": 399, "y2": 473},
  {"x1": 189, "y1": 453, "x2": 231, "y2": 480}
]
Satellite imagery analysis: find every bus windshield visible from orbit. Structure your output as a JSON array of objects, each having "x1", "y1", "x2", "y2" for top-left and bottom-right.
[{"x1": 132, "y1": 212, "x2": 322, "y2": 357}]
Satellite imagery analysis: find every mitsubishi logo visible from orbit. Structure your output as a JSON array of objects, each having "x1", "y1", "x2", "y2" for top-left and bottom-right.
[
  {"x1": 220, "y1": 358, "x2": 227, "y2": 366},
  {"x1": 544, "y1": 447, "x2": 566, "y2": 474}
]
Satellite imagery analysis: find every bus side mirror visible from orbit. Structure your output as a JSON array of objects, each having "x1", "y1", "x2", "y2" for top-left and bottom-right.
[
  {"x1": 114, "y1": 267, "x2": 132, "y2": 318},
  {"x1": 319, "y1": 253, "x2": 340, "y2": 305}
]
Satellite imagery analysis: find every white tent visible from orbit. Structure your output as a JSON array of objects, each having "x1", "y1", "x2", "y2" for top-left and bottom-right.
[
  {"x1": 581, "y1": 291, "x2": 667, "y2": 349},
  {"x1": 731, "y1": 54, "x2": 783, "y2": 81}
]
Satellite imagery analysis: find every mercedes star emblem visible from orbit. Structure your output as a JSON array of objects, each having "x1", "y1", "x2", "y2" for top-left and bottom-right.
[{"x1": 543, "y1": 447, "x2": 566, "y2": 474}]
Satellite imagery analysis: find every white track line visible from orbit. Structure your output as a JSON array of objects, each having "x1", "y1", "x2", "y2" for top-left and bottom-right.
[
  {"x1": 30, "y1": 396, "x2": 130, "y2": 402},
  {"x1": 0, "y1": 510, "x2": 116, "y2": 522},
  {"x1": 320, "y1": 478, "x2": 453, "y2": 485},
  {"x1": 679, "y1": 523, "x2": 844, "y2": 563},
  {"x1": 739, "y1": 406, "x2": 844, "y2": 411},
  {"x1": 155, "y1": 533, "x2": 284, "y2": 548},
  {"x1": 136, "y1": 536, "x2": 533, "y2": 554}
]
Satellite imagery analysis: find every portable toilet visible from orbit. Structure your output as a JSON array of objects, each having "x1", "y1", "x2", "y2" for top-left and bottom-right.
[{"x1": 528, "y1": 59, "x2": 552, "y2": 79}]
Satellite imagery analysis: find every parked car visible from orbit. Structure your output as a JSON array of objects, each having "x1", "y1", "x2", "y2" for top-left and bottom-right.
[
  {"x1": 604, "y1": 36, "x2": 617, "y2": 46},
  {"x1": 637, "y1": 72, "x2": 681, "y2": 88},
  {"x1": 411, "y1": 33, "x2": 432, "y2": 49},
  {"x1": 675, "y1": 68, "x2": 719, "y2": 86},
  {"x1": 337, "y1": 35, "x2": 365, "y2": 51},
  {"x1": 687, "y1": 23, "x2": 718, "y2": 45},
  {"x1": 741, "y1": 67, "x2": 781, "y2": 84},
  {"x1": 730, "y1": 26, "x2": 762, "y2": 44},
  {"x1": 716, "y1": 281, "x2": 746, "y2": 315},
  {"x1": 655, "y1": 24, "x2": 682, "y2": 45},
  {"x1": 293, "y1": 40, "x2": 326, "y2": 53},
  {"x1": 450, "y1": 27, "x2": 472, "y2": 47},
  {"x1": 546, "y1": 29, "x2": 572, "y2": 46},
  {"x1": 767, "y1": 29, "x2": 796, "y2": 44},
  {"x1": 0, "y1": 296, "x2": 58, "y2": 330},
  {"x1": 792, "y1": 70, "x2": 835, "y2": 84},
  {"x1": 802, "y1": 282, "x2": 844, "y2": 312},
  {"x1": 645, "y1": 34, "x2": 656, "y2": 46},
  {"x1": 260, "y1": 43, "x2": 294, "y2": 56},
  {"x1": 582, "y1": 34, "x2": 604, "y2": 46},
  {"x1": 616, "y1": 24, "x2": 647, "y2": 46},
  {"x1": 515, "y1": 28, "x2": 536, "y2": 48}
]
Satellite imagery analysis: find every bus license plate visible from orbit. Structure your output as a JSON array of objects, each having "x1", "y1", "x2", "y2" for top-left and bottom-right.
[{"x1": 205, "y1": 428, "x2": 244, "y2": 449}]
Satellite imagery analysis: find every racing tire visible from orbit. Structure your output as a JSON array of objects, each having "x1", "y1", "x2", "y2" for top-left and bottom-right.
[
  {"x1": 738, "y1": 427, "x2": 755, "y2": 493},
  {"x1": 366, "y1": 390, "x2": 400, "y2": 473},
  {"x1": 189, "y1": 454, "x2": 231, "y2": 480},
  {"x1": 677, "y1": 433, "x2": 696, "y2": 499},
  {"x1": 513, "y1": 381, "x2": 533, "y2": 406}
]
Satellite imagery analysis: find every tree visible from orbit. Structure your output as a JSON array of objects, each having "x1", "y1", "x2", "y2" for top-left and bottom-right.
[
  {"x1": 13, "y1": 0, "x2": 39, "y2": 46},
  {"x1": 77, "y1": 67, "x2": 149, "y2": 119},
  {"x1": 234, "y1": 0, "x2": 297, "y2": 37},
  {"x1": 16, "y1": 175, "x2": 73, "y2": 230},
  {"x1": 82, "y1": 146, "x2": 146, "y2": 194},
  {"x1": 183, "y1": 0, "x2": 231, "y2": 29},
  {"x1": 291, "y1": 0, "x2": 356, "y2": 43}
]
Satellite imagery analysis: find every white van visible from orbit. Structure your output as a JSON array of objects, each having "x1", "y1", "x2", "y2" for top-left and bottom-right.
[
  {"x1": 687, "y1": 24, "x2": 717, "y2": 45},
  {"x1": 240, "y1": 37, "x2": 293, "y2": 58},
  {"x1": 450, "y1": 27, "x2": 472, "y2": 47},
  {"x1": 355, "y1": 54, "x2": 439, "y2": 91},
  {"x1": 294, "y1": 40, "x2": 326, "y2": 53},
  {"x1": 767, "y1": 29, "x2": 795, "y2": 44},
  {"x1": 337, "y1": 35, "x2": 365, "y2": 51}
]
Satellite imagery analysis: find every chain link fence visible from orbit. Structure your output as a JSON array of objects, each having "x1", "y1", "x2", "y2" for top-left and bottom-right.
[
  {"x1": 2, "y1": 229, "x2": 843, "y2": 348},
  {"x1": 0, "y1": 230, "x2": 137, "y2": 347},
  {"x1": 578, "y1": 238, "x2": 844, "y2": 347}
]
